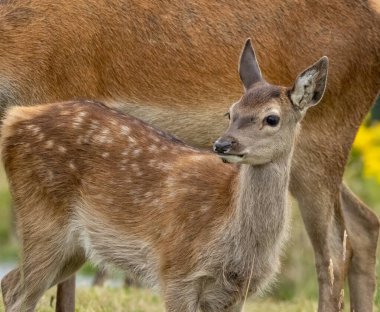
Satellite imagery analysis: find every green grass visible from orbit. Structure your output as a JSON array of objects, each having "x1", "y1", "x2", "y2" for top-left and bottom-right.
[
  {"x1": 0, "y1": 287, "x2": 321, "y2": 312},
  {"x1": 0, "y1": 284, "x2": 379, "y2": 311},
  {"x1": 0, "y1": 166, "x2": 17, "y2": 262}
]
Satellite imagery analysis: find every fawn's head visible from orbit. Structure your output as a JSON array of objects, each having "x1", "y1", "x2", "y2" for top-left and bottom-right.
[{"x1": 214, "y1": 39, "x2": 328, "y2": 165}]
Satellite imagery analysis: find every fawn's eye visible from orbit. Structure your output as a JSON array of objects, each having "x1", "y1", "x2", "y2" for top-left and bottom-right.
[
  {"x1": 224, "y1": 112, "x2": 230, "y2": 120},
  {"x1": 264, "y1": 115, "x2": 280, "y2": 127}
]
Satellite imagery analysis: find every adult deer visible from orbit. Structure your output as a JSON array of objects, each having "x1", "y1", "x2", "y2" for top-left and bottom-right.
[
  {"x1": 1, "y1": 40, "x2": 328, "y2": 312},
  {"x1": 0, "y1": 1, "x2": 378, "y2": 312}
]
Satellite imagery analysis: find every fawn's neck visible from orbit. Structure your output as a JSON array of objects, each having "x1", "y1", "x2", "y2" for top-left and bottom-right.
[{"x1": 226, "y1": 155, "x2": 291, "y2": 264}]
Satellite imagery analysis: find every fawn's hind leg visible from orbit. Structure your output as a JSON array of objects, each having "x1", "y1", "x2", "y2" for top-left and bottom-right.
[
  {"x1": 1, "y1": 247, "x2": 85, "y2": 312},
  {"x1": 163, "y1": 279, "x2": 200, "y2": 312},
  {"x1": 1, "y1": 198, "x2": 85, "y2": 312}
]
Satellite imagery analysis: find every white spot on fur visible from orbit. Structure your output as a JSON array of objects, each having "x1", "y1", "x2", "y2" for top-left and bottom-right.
[
  {"x1": 144, "y1": 191, "x2": 153, "y2": 198},
  {"x1": 69, "y1": 161, "x2": 76, "y2": 170},
  {"x1": 151, "y1": 198, "x2": 162, "y2": 209},
  {"x1": 121, "y1": 125, "x2": 130, "y2": 135},
  {"x1": 27, "y1": 124, "x2": 41, "y2": 135},
  {"x1": 95, "y1": 128, "x2": 113, "y2": 144},
  {"x1": 151, "y1": 135, "x2": 160, "y2": 143},
  {"x1": 59, "y1": 110, "x2": 70, "y2": 116},
  {"x1": 58, "y1": 146, "x2": 67, "y2": 153},
  {"x1": 90, "y1": 120, "x2": 100, "y2": 130},
  {"x1": 201, "y1": 205, "x2": 209, "y2": 213},
  {"x1": 148, "y1": 145, "x2": 157, "y2": 153},
  {"x1": 73, "y1": 115, "x2": 84, "y2": 128},
  {"x1": 128, "y1": 137, "x2": 136, "y2": 145},
  {"x1": 148, "y1": 159, "x2": 156, "y2": 167},
  {"x1": 122, "y1": 150, "x2": 129, "y2": 156},
  {"x1": 45, "y1": 140, "x2": 54, "y2": 149},
  {"x1": 157, "y1": 163, "x2": 171, "y2": 171},
  {"x1": 47, "y1": 170, "x2": 54, "y2": 181},
  {"x1": 102, "y1": 152, "x2": 110, "y2": 159},
  {"x1": 133, "y1": 149, "x2": 141, "y2": 157},
  {"x1": 131, "y1": 163, "x2": 143, "y2": 177},
  {"x1": 37, "y1": 133, "x2": 45, "y2": 141}
]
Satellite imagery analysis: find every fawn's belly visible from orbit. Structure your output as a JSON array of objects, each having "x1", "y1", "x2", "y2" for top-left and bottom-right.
[{"x1": 72, "y1": 216, "x2": 161, "y2": 288}]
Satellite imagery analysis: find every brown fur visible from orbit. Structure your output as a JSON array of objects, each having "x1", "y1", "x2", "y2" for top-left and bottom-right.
[{"x1": 0, "y1": 1, "x2": 378, "y2": 311}]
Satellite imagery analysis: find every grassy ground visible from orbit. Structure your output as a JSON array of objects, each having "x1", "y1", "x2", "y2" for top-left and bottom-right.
[
  {"x1": 0, "y1": 284, "x2": 379, "y2": 311},
  {"x1": 0, "y1": 287, "x2": 321, "y2": 312}
]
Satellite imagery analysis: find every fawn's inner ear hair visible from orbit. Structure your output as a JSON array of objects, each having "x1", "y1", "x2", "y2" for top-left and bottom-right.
[
  {"x1": 290, "y1": 56, "x2": 329, "y2": 110},
  {"x1": 238, "y1": 38, "x2": 263, "y2": 91}
]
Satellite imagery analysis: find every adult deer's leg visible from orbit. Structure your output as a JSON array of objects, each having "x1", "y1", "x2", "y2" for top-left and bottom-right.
[
  {"x1": 290, "y1": 132, "x2": 352, "y2": 312},
  {"x1": 55, "y1": 269, "x2": 137, "y2": 312},
  {"x1": 54, "y1": 249, "x2": 86, "y2": 312},
  {"x1": 340, "y1": 184, "x2": 379, "y2": 312},
  {"x1": 289, "y1": 80, "x2": 380, "y2": 310},
  {"x1": 56, "y1": 276, "x2": 76, "y2": 312}
]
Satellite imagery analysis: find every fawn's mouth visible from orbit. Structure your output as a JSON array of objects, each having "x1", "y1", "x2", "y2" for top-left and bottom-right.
[{"x1": 216, "y1": 153, "x2": 245, "y2": 163}]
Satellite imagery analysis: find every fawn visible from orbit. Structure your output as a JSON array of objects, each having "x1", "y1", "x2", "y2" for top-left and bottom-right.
[{"x1": 1, "y1": 40, "x2": 328, "y2": 311}]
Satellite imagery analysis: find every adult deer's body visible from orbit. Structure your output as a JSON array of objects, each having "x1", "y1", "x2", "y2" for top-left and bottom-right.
[
  {"x1": 1, "y1": 41, "x2": 328, "y2": 311},
  {"x1": 0, "y1": 1, "x2": 379, "y2": 311}
]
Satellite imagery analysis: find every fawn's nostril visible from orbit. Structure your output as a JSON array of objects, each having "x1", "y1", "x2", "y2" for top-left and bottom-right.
[{"x1": 213, "y1": 140, "x2": 232, "y2": 153}]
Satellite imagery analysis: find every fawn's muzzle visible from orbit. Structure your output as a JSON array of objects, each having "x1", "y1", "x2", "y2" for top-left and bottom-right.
[{"x1": 213, "y1": 137, "x2": 235, "y2": 154}]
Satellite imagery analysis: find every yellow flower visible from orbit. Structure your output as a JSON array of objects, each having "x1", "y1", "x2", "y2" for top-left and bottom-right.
[{"x1": 353, "y1": 124, "x2": 380, "y2": 183}]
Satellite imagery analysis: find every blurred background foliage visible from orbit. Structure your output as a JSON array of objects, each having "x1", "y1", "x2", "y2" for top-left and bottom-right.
[{"x1": 0, "y1": 98, "x2": 379, "y2": 307}]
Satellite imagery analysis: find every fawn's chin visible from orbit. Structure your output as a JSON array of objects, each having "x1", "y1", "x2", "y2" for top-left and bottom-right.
[
  {"x1": 240, "y1": 155, "x2": 273, "y2": 166},
  {"x1": 217, "y1": 154, "x2": 245, "y2": 164}
]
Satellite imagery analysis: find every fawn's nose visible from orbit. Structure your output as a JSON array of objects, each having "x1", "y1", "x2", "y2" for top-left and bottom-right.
[{"x1": 213, "y1": 138, "x2": 234, "y2": 153}]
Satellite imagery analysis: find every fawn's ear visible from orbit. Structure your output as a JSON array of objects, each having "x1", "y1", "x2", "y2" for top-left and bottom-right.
[
  {"x1": 239, "y1": 38, "x2": 263, "y2": 91},
  {"x1": 290, "y1": 56, "x2": 329, "y2": 110}
]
